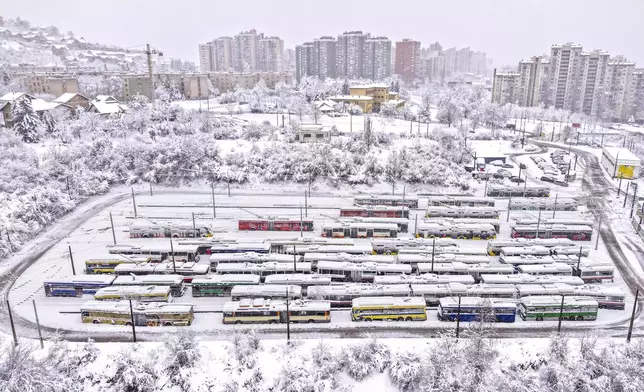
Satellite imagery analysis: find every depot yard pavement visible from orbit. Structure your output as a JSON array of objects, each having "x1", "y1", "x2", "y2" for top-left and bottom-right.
[{"x1": 5, "y1": 185, "x2": 636, "y2": 338}]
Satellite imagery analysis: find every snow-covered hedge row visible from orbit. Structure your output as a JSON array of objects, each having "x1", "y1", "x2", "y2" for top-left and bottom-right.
[{"x1": 2, "y1": 331, "x2": 644, "y2": 392}]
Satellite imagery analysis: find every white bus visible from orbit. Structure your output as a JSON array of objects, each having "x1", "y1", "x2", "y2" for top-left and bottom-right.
[
  {"x1": 500, "y1": 255, "x2": 557, "y2": 267},
  {"x1": 481, "y1": 274, "x2": 584, "y2": 286},
  {"x1": 571, "y1": 286, "x2": 625, "y2": 310},
  {"x1": 315, "y1": 261, "x2": 411, "y2": 282},
  {"x1": 264, "y1": 274, "x2": 332, "y2": 287},
  {"x1": 268, "y1": 237, "x2": 354, "y2": 253},
  {"x1": 409, "y1": 283, "x2": 468, "y2": 306},
  {"x1": 351, "y1": 297, "x2": 427, "y2": 322},
  {"x1": 321, "y1": 223, "x2": 399, "y2": 239},
  {"x1": 339, "y1": 217, "x2": 410, "y2": 233},
  {"x1": 94, "y1": 285, "x2": 172, "y2": 302},
  {"x1": 306, "y1": 284, "x2": 412, "y2": 307},
  {"x1": 152, "y1": 262, "x2": 210, "y2": 282},
  {"x1": 208, "y1": 252, "x2": 296, "y2": 267},
  {"x1": 416, "y1": 223, "x2": 496, "y2": 240},
  {"x1": 230, "y1": 284, "x2": 302, "y2": 301},
  {"x1": 129, "y1": 220, "x2": 214, "y2": 239},
  {"x1": 517, "y1": 263, "x2": 572, "y2": 276},
  {"x1": 285, "y1": 244, "x2": 374, "y2": 255},
  {"x1": 215, "y1": 262, "x2": 312, "y2": 280},
  {"x1": 111, "y1": 275, "x2": 185, "y2": 297},
  {"x1": 107, "y1": 243, "x2": 200, "y2": 262},
  {"x1": 464, "y1": 284, "x2": 517, "y2": 299},
  {"x1": 303, "y1": 252, "x2": 396, "y2": 265},
  {"x1": 572, "y1": 262, "x2": 615, "y2": 283},
  {"x1": 425, "y1": 206, "x2": 499, "y2": 219},
  {"x1": 486, "y1": 238, "x2": 577, "y2": 256},
  {"x1": 371, "y1": 238, "x2": 458, "y2": 254},
  {"x1": 373, "y1": 274, "x2": 475, "y2": 285},
  {"x1": 500, "y1": 246, "x2": 551, "y2": 257},
  {"x1": 222, "y1": 298, "x2": 331, "y2": 324},
  {"x1": 516, "y1": 284, "x2": 576, "y2": 298},
  {"x1": 508, "y1": 198, "x2": 577, "y2": 211}
]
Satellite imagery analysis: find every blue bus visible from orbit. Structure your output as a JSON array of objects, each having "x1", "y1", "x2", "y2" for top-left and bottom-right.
[
  {"x1": 437, "y1": 297, "x2": 516, "y2": 322},
  {"x1": 43, "y1": 276, "x2": 117, "y2": 297}
]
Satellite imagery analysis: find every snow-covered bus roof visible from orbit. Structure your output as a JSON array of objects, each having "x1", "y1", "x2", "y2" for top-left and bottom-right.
[
  {"x1": 46, "y1": 275, "x2": 116, "y2": 285},
  {"x1": 352, "y1": 296, "x2": 426, "y2": 308},
  {"x1": 417, "y1": 262, "x2": 470, "y2": 273},
  {"x1": 112, "y1": 275, "x2": 184, "y2": 285},
  {"x1": 223, "y1": 298, "x2": 330, "y2": 312},
  {"x1": 371, "y1": 238, "x2": 458, "y2": 247},
  {"x1": 264, "y1": 274, "x2": 332, "y2": 285},
  {"x1": 417, "y1": 222, "x2": 496, "y2": 231},
  {"x1": 481, "y1": 274, "x2": 584, "y2": 285},
  {"x1": 230, "y1": 284, "x2": 302, "y2": 298},
  {"x1": 85, "y1": 254, "x2": 138, "y2": 262},
  {"x1": 409, "y1": 283, "x2": 468, "y2": 295},
  {"x1": 81, "y1": 300, "x2": 193, "y2": 313},
  {"x1": 488, "y1": 238, "x2": 575, "y2": 248},
  {"x1": 516, "y1": 263, "x2": 572, "y2": 274},
  {"x1": 94, "y1": 285, "x2": 170, "y2": 297},
  {"x1": 514, "y1": 218, "x2": 594, "y2": 227},
  {"x1": 215, "y1": 262, "x2": 312, "y2": 273},
  {"x1": 519, "y1": 296, "x2": 599, "y2": 307},
  {"x1": 433, "y1": 254, "x2": 491, "y2": 264},
  {"x1": 113, "y1": 263, "x2": 157, "y2": 274},
  {"x1": 516, "y1": 284, "x2": 575, "y2": 296},
  {"x1": 465, "y1": 284, "x2": 517, "y2": 296},
  {"x1": 307, "y1": 283, "x2": 410, "y2": 297},
  {"x1": 209, "y1": 252, "x2": 294, "y2": 263},
  {"x1": 210, "y1": 242, "x2": 271, "y2": 252},
  {"x1": 303, "y1": 253, "x2": 396, "y2": 264},
  {"x1": 438, "y1": 297, "x2": 516, "y2": 308},
  {"x1": 315, "y1": 260, "x2": 411, "y2": 274},
  {"x1": 354, "y1": 195, "x2": 419, "y2": 202},
  {"x1": 191, "y1": 274, "x2": 261, "y2": 285},
  {"x1": 576, "y1": 262, "x2": 615, "y2": 272},
  {"x1": 154, "y1": 262, "x2": 210, "y2": 274},
  {"x1": 500, "y1": 255, "x2": 557, "y2": 265},
  {"x1": 572, "y1": 285, "x2": 624, "y2": 298},
  {"x1": 267, "y1": 238, "x2": 354, "y2": 246},
  {"x1": 288, "y1": 244, "x2": 373, "y2": 254},
  {"x1": 500, "y1": 246, "x2": 551, "y2": 256},
  {"x1": 373, "y1": 274, "x2": 475, "y2": 284},
  {"x1": 426, "y1": 206, "x2": 498, "y2": 212},
  {"x1": 322, "y1": 222, "x2": 399, "y2": 230},
  {"x1": 107, "y1": 243, "x2": 200, "y2": 253},
  {"x1": 511, "y1": 224, "x2": 593, "y2": 232}
]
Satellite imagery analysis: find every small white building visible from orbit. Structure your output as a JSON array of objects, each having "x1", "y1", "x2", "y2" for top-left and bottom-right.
[
  {"x1": 298, "y1": 124, "x2": 329, "y2": 143},
  {"x1": 601, "y1": 147, "x2": 641, "y2": 179}
]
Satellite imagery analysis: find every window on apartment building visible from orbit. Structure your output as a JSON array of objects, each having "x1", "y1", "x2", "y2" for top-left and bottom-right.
[
  {"x1": 316, "y1": 134, "x2": 324, "y2": 139},
  {"x1": 303, "y1": 133, "x2": 311, "y2": 138}
]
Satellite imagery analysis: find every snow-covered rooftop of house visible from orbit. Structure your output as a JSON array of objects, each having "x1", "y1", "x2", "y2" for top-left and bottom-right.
[
  {"x1": 328, "y1": 95, "x2": 374, "y2": 101},
  {"x1": 351, "y1": 83, "x2": 390, "y2": 89},
  {"x1": 387, "y1": 99, "x2": 405, "y2": 105},
  {"x1": 93, "y1": 95, "x2": 119, "y2": 104},
  {"x1": 300, "y1": 124, "x2": 325, "y2": 131},
  {"x1": 0, "y1": 92, "x2": 29, "y2": 102},
  {"x1": 602, "y1": 147, "x2": 641, "y2": 165},
  {"x1": 90, "y1": 101, "x2": 127, "y2": 114},
  {"x1": 55, "y1": 93, "x2": 87, "y2": 103},
  {"x1": 31, "y1": 99, "x2": 64, "y2": 112}
]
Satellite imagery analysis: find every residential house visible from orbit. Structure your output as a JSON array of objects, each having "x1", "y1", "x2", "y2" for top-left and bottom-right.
[
  {"x1": 327, "y1": 95, "x2": 374, "y2": 113},
  {"x1": 55, "y1": 93, "x2": 90, "y2": 112},
  {"x1": 298, "y1": 124, "x2": 330, "y2": 142},
  {"x1": 0, "y1": 92, "x2": 35, "y2": 127},
  {"x1": 88, "y1": 95, "x2": 127, "y2": 116}
]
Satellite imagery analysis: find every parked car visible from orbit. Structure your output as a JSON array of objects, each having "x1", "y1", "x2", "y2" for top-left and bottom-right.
[
  {"x1": 501, "y1": 163, "x2": 514, "y2": 169},
  {"x1": 489, "y1": 160, "x2": 504, "y2": 166},
  {"x1": 541, "y1": 176, "x2": 555, "y2": 183},
  {"x1": 509, "y1": 176, "x2": 525, "y2": 184},
  {"x1": 554, "y1": 180, "x2": 569, "y2": 187}
]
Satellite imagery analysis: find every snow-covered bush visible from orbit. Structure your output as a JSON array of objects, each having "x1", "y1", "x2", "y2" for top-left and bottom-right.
[
  {"x1": 102, "y1": 345, "x2": 158, "y2": 392},
  {"x1": 343, "y1": 338, "x2": 390, "y2": 381},
  {"x1": 162, "y1": 330, "x2": 202, "y2": 391},
  {"x1": 232, "y1": 329, "x2": 261, "y2": 370},
  {"x1": 389, "y1": 351, "x2": 425, "y2": 392}
]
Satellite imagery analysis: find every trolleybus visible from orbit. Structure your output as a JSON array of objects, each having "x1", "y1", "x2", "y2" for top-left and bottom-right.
[
  {"x1": 93, "y1": 285, "x2": 172, "y2": 302},
  {"x1": 518, "y1": 296, "x2": 598, "y2": 321},
  {"x1": 437, "y1": 297, "x2": 517, "y2": 322},
  {"x1": 81, "y1": 301, "x2": 194, "y2": 326},
  {"x1": 222, "y1": 298, "x2": 331, "y2": 324},
  {"x1": 354, "y1": 195, "x2": 419, "y2": 208},
  {"x1": 351, "y1": 296, "x2": 427, "y2": 321},
  {"x1": 191, "y1": 275, "x2": 261, "y2": 297}
]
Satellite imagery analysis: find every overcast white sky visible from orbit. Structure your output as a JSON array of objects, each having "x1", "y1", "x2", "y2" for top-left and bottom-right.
[{"x1": 3, "y1": 0, "x2": 643, "y2": 67}]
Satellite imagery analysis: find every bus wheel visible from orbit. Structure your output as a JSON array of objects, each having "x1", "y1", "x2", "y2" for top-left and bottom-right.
[
  {"x1": 396, "y1": 317, "x2": 404, "y2": 321},
  {"x1": 577, "y1": 316, "x2": 584, "y2": 321},
  {"x1": 536, "y1": 316, "x2": 543, "y2": 321},
  {"x1": 164, "y1": 322, "x2": 172, "y2": 326},
  {"x1": 308, "y1": 319, "x2": 315, "y2": 324},
  {"x1": 269, "y1": 320, "x2": 277, "y2": 324},
  {"x1": 125, "y1": 322, "x2": 132, "y2": 326},
  {"x1": 235, "y1": 320, "x2": 242, "y2": 325},
  {"x1": 364, "y1": 318, "x2": 372, "y2": 322},
  {"x1": 92, "y1": 320, "x2": 100, "y2": 324},
  {"x1": 405, "y1": 317, "x2": 412, "y2": 322}
]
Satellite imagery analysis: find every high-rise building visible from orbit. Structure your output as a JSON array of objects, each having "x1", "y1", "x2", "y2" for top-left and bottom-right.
[
  {"x1": 258, "y1": 36, "x2": 284, "y2": 72},
  {"x1": 363, "y1": 36, "x2": 391, "y2": 80},
  {"x1": 233, "y1": 29, "x2": 260, "y2": 72},
  {"x1": 491, "y1": 70, "x2": 520, "y2": 105},
  {"x1": 632, "y1": 69, "x2": 644, "y2": 122},
  {"x1": 516, "y1": 56, "x2": 545, "y2": 107},
  {"x1": 295, "y1": 42, "x2": 314, "y2": 83},
  {"x1": 283, "y1": 48, "x2": 296, "y2": 73},
  {"x1": 576, "y1": 50, "x2": 610, "y2": 117},
  {"x1": 603, "y1": 56, "x2": 635, "y2": 121},
  {"x1": 313, "y1": 36, "x2": 337, "y2": 80},
  {"x1": 198, "y1": 44, "x2": 214, "y2": 72},
  {"x1": 545, "y1": 43, "x2": 584, "y2": 110},
  {"x1": 395, "y1": 39, "x2": 421, "y2": 80},
  {"x1": 336, "y1": 31, "x2": 368, "y2": 79},
  {"x1": 212, "y1": 37, "x2": 233, "y2": 72}
]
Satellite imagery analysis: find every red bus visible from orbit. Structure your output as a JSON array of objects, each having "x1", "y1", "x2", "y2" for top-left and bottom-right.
[
  {"x1": 238, "y1": 219, "x2": 314, "y2": 232},
  {"x1": 510, "y1": 225, "x2": 592, "y2": 241},
  {"x1": 340, "y1": 206, "x2": 409, "y2": 218}
]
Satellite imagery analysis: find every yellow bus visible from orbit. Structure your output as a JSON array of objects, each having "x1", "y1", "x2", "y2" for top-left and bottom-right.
[
  {"x1": 84, "y1": 255, "x2": 151, "y2": 274},
  {"x1": 80, "y1": 301, "x2": 194, "y2": 326},
  {"x1": 351, "y1": 296, "x2": 427, "y2": 322},
  {"x1": 222, "y1": 298, "x2": 331, "y2": 324}
]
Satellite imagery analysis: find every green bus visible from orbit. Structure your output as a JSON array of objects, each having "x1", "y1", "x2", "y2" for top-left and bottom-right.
[
  {"x1": 518, "y1": 296, "x2": 598, "y2": 321},
  {"x1": 191, "y1": 274, "x2": 261, "y2": 297}
]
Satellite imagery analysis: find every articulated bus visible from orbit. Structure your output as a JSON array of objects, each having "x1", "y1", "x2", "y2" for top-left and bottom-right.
[
  {"x1": 425, "y1": 206, "x2": 499, "y2": 219},
  {"x1": 238, "y1": 218, "x2": 314, "y2": 232},
  {"x1": 486, "y1": 238, "x2": 577, "y2": 256},
  {"x1": 84, "y1": 255, "x2": 151, "y2": 274},
  {"x1": 481, "y1": 274, "x2": 585, "y2": 286},
  {"x1": 285, "y1": 244, "x2": 374, "y2": 255},
  {"x1": 111, "y1": 275, "x2": 185, "y2": 297},
  {"x1": 416, "y1": 263, "x2": 515, "y2": 282},
  {"x1": 427, "y1": 196, "x2": 496, "y2": 208},
  {"x1": 340, "y1": 217, "x2": 410, "y2": 233},
  {"x1": 354, "y1": 195, "x2": 419, "y2": 208},
  {"x1": 340, "y1": 205, "x2": 409, "y2": 218},
  {"x1": 269, "y1": 238, "x2": 354, "y2": 253},
  {"x1": 81, "y1": 301, "x2": 194, "y2": 326},
  {"x1": 510, "y1": 225, "x2": 593, "y2": 241},
  {"x1": 416, "y1": 223, "x2": 496, "y2": 240},
  {"x1": 518, "y1": 296, "x2": 598, "y2": 321},
  {"x1": 487, "y1": 185, "x2": 550, "y2": 198},
  {"x1": 107, "y1": 244, "x2": 200, "y2": 262},
  {"x1": 129, "y1": 220, "x2": 214, "y2": 239},
  {"x1": 222, "y1": 298, "x2": 331, "y2": 324},
  {"x1": 508, "y1": 198, "x2": 577, "y2": 211},
  {"x1": 437, "y1": 297, "x2": 517, "y2": 322},
  {"x1": 93, "y1": 285, "x2": 172, "y2": 302},
  {"x1": 191, "y1": 275, "x2": 261, "y2": 297},
  {"x1": 321, "y1": 223, "x2": 399, "y2": 239},
  {"x1": 351, "y1": 296, "x2": 427, "y2": 321},
  {"x1": 209, "y1": 242, "x2": 271, "y2": 255},
  {"x1": 44, "y1": 276, "x2": 116, "y2": 297}
]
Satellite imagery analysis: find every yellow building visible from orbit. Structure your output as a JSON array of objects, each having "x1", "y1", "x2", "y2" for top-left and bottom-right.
[
  {"x1": 327, "y1": 95, "x2": 374, "y2": 113},
  {"x1": 349, "y1": 83, "x2": 404, "y2": 111}
]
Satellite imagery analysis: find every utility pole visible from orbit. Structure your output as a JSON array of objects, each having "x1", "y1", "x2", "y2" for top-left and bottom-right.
[
  {"x1": 431, "y1": 237, "x2": 436, "y2": 272},
  {"x1": 68, "y1": 245, "x2": 76, "y2": 275},
  {"x1": 146, "y1": 44, "x2": 163, "y2": 104},
  {"x1": 305, "y1": 191, "x2": 308, "y2": 218},
  {"x1": 414, "y1": 215, "x2": 418, "y2": 237},
  {"x1": 595, "y1": 217, "x2": 602, "y2": 250},
  {"x1": 627, "y1": 289, "x2": 639, "y2": 343},
  {"x1": 624, "y1": 182, "x2": 630, "y2": 208},
  {"x1": 300, "y1": 205, "x2": 303, "y2": 238},
  {"x1": 535, "y1": 210, "x2": 542, "y2": 239},
  {"x1": 557, "y1": 295, "x2": 565, "y2": 333},
  {"x1": 32, "y1": 300, "x2": 43, "y2": 349},
  {"x1": 131, "y1": 188, "x2": 138, "y2": 218},
  {"x1": 630, "y1": 185, "x2": 638, "y2": 218},
  {"x1": 169, "y1": 236, "x2": 177, "y2": 273},
  {"x1": 192, "y1": 212, "x2": 197, "y2": 238},
  {"x1": 618, "y1": 175, "x2": 624, "y2": 196},
  {"x1": 7, "y1": 300, "x2": 17, "y2": 346},
  {"x1": 552, "y1": 194, "x2": 558, "y2": 218},
  {"x1": 507, "y1": 196, "x2": 512, "y2": 222},
  {"x1": 129, "y1": 299, "x2": 137, "y2": 342},
  {"x1": 575, "y1": 246, "x2": 583, "y2": 277},
  {"x1": 484, "y1": 177, "x2": 489, "y2": 197},
  {"x1": 211, "y1": 183, "x2": 216, "y2": 219},
  {"x1": 455, "y1": 295, "x2": 462, "y2": 339},
  {"x1": 293, "y1": 245, "x2": 297, "y2": 272},
  {"x1": 286, "y1": 286, "x2": 291, "y2": 342},
  {"x1": 109, "y1": 212, "x2": 116, "y2": 245}
]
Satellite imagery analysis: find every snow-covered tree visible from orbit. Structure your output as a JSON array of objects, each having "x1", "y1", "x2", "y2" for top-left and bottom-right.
[
  {"x1": 104, "y1": 345, "x2": 158, "y2": 392},
  {"x1": 347, "y1": 103, "x2": 362, "y2": 116},
  {"x1": 380, "y1": 101, "x2": 398, "y2": 119},
  {"x1": 341, "y1": 79, "x2": 350, "y2": 95},
  {"x1": 162, "y1": 330, "x2": 202, "y2": 391},
  {"x1": 343, "y1": 339, "x2": 391, "y2": 381},
  {"x1": 0, "y1": 341, "x2": 72, "y2": 392},
  {"x1": 12, "y1": 96, "x2": 42, "y2": 142}
]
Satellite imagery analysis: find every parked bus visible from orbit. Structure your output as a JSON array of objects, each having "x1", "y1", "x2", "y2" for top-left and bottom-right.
[
  {"x1": 425, "y1": 206, "x2": 499, "y2": 219},
  {"x1": 354, "y1": 195, "x2": 419, "y2": 208},
  {"x1": 500, "y1": 246, "x2": 551, "y2": 257},
  {"x1": 410, "y1": 283, "x2": 469, "y2": 306},
  {"x1": 43, "y1": 276, "x2": 116, "y2": 297},
  {"x1": 209, "y1": 242, "x2": 271, "y2": 255},
  {"x1": 222, "y1": 298, "x2": 331, "y2": 324},
  {"x1": 510, "y1": 225, "x2": 593, "y2": 241},
  {"x1": 371, "y1": 238, "x2": 458, "y2": 255},
  {"x1": 572, "y1": 286, "x2": 625, "y2": 310},
  {"x1": 113, "y1": 263, "x2": 157, "y2": 276},
  {"x1": 416, "y1": 223, "x2": 496, "y2": 240},
  {"x1": 84, "y1": 255, "x2": 149, "y2": 274},
  {"x1": 481, "y1": 274, "x2": 584, "y2": 286},
  {"x1": 215, "y1": 262, "x2": 313, "y2": 280},
  {"x1": 486, "y1": 238, "x2": 576, "y2": 256},
  {"x1": 264, "y1": 274, "x2": 332, "y2": 288},
  {"x1": 508, "y1": 198, "x2": 577, "y2": 211},
  {"x1": 516, "y1": 284, "x2": 575, "y2": 298},
  {"x1": 487, "y1": 185, "x2": 550, "y2": 198},
  {"x1": 518, "y1": 296, "x2": 598, "y2": 321},
  {"x1": 107, "y1": 244, "x2": 200, "y2": 262},
  {"x1": 191, "y1": 275, "x2": 261, "y2": 297},
  {"x1": 437, "y1": 297, "x2": 517, "y2": 322},
  {"x1": 517, "y1": 263, "x2": 572, "y2": 276},
  {"x1": 269, "y1": 238, "x2": 354, "y2": 253},
  {"x1": 149, "y1": 262, "x2": 210, "y2": 282},
  {"x1": 340, "y1": 205, "x2": 409, "y2": 218},
  {"x1": 351, "y1": 296, "x2": 427, "y2": 321},
  {"x1": 572, "y1": 262, "x2": 615, "y2": 283},
  {"x1": 427, "y1": 196, "x2": 496, "y2": 207},
  {"x1": 93, "y1": 285, "x2": 172, "y2": 302},
  {"x1": 238, "y1": 218, "x2": 314, "y2": 232},
  {"x1": 514, "y1": 218, "x2": 594, "y2": 227},
  {"x1": 208, "y1": 252, "x2": 296, "y2": 268},
  {"x1": 427, "y1": 218, "x2": 502, "y2": 233},
  {"x1": 175, "y1": 237, "x2": 243, "y2": 254},
  {"x1": 315, "y1": 261, "x2": 411, "y2": 282},
  {"x1": 303, "y1": 252, "x2": 396, "y2": 265},
  {"x1": 340, "y1": 217, "x2": 409, "y2": 233},
  {"x1": 321, "y1": 223, "x2": 398, "y2": 239},
  {"x1": 284, "y1": 244, "x2": 374, "y2": 255},
  {"x1": 373, "y1": 274, "x2": 475, "y2": 285},
  {"x1": 80, "y1": 301, "x2": 194, "y2": 326},
  {"x1": 129, "y1": 220, "x2": 214, "y2": 239},
  {"x1": 306, "y1": 284, "x2": 412, "y2": 307},
  {"x1": 397, "y1": 247, "x2": 486, "y2": 256},
  {"x1": 230, "y1": 284, "x2": 302, "y2": 301},
  {"x1": 111, "y1": 275, "x2": 185, "y2": 297}
]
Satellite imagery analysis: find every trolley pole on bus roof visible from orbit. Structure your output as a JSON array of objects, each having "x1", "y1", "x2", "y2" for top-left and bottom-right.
[
  {"x1": 552, "y1": 194, "x2": 558, "y2": 219},
  {"x1": 535, "y1": 210, "x2": 542, "y2": 239},
  {"x1": 557, "y1": 295, "x2": 565, "y2": 333},
  {"x1": 109, "y1": 212, "x2": 117, "y2": 245},
  {"x1": 595, "y1": 217, "x2": 602, "y2": 250},
  {"x1": 575, "y1": 247, "x2": 583, "y2": 277},
  {"x1": 211, "y1": 183, "x2": 216, "y2": 219},
  {"x1": 68, "y1": 245, "x2": 76, "y2": 275},
  {"x1": 455, "y1": 295, "x2": 462, "y2": 340},
  {"x1": 131, "y1": 188, "x2": 137, "y2": 219},
  {"x1": 169, "y1": 236, "x2": 177, "y2": 273},
  {"x1": 129, "y1": 299, "x2": 137, "y2": 343},
  {"x1": 32, "y1": 300, "x2": 43, "y2": 349},
  {"x1": 627, "y1": 289, "x2": 639, "y2": 343},
  {"x1": 431, "y1": 237, "x2": 436, "y2": 273}
]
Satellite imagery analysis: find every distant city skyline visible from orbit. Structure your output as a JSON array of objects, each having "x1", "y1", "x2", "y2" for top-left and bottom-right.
[{"x1": 2, "y1": 0, "x2": 643, "y2": 67}]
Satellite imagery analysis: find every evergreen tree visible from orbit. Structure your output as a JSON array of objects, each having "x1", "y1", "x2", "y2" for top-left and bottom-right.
[
  {"x1": 394, "y1": 80, "x2": 400, "y2": 92},
  {"x1": 12, "y1": 96, "x2": 42, "y2": 143},
  {"x1": 341, "y1": 79, "x2": 350, "y2": 95},
  {"x1": 2, "y1": 72, "x2": 9, "y2": 86}
]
